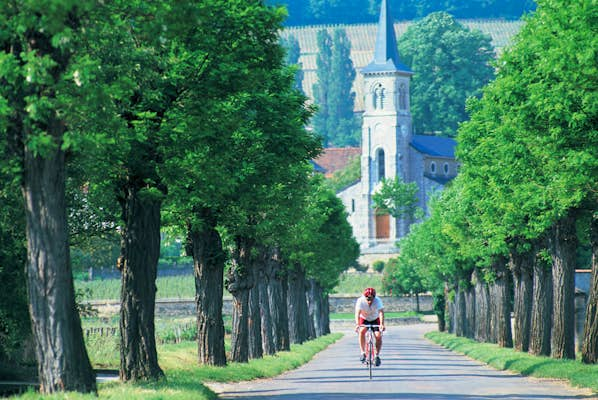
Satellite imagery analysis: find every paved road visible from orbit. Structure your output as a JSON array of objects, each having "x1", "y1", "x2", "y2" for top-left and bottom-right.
[{"x1": 208, "y1": 324, "x2": 596, "y2": 400}]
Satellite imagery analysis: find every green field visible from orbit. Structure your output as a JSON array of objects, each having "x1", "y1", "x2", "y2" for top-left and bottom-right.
[{"x1": 76, "y1": 272, "x2": 384, "y2": 301}]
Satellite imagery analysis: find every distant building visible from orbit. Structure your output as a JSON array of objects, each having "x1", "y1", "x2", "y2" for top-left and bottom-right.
[{"x1": 317, "y1": 0, "x2": 458, "y2": 257}]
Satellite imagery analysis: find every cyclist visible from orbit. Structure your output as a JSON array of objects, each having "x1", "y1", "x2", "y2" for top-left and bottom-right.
[{"x1": 355, "y1": 287, "x2": 385, "y2": 366}]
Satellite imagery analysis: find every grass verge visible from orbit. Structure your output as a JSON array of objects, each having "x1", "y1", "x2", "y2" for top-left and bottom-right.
[
  {"x1": 11, "y1": 333, "x2": 342, "y2": 400},
  {"x1": 426, "y1": 331, "x2": 598, "y2": 394}
]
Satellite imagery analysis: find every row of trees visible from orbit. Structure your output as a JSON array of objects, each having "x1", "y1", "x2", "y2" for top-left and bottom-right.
[
  {"x1": 268, "y1": 0, "x2": 536, "y2": 26},
  {"x1": 383, "y1": 0, "x2": 597, "y2": 363},
  {"x1": 0, "y1": 0, "x2": 358, "y2": 394}
]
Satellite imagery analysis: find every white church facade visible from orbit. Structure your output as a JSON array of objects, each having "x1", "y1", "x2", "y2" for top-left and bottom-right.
[{"x1": 317, "y1": 0, "x2": 459, "y2": 256}]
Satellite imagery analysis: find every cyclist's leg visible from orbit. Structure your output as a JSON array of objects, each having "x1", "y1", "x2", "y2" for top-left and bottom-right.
[
  {"x1": 374, "y1": 330, "x2": 382, "y2": 354},
  {"x1": 358, "y1": 326, "x2": 367, "y2": 361}
]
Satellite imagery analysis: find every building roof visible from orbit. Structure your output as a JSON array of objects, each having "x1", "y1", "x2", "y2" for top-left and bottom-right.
[
  {"x1": 361, "y1": 0, "x2": 412, "y2": 74},
  {"x1": 410, "y1": 135, "x2": 456, "y2": 158},
  {"x1": 313, "y1": 147, "x2": 360, "y2": 177},
  {"x1": 310, "y1": 160, "x2": 327, "y2": 174}
]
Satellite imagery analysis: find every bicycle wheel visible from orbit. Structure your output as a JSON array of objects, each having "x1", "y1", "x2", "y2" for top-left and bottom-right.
[{"x1": 367, "y1": 331, "x2": 373, "y2": 379}]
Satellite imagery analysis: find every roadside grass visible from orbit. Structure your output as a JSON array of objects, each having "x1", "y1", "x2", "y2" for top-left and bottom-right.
[
  {"x1": 426, "y1": 331, "x2": 598, "y2": 394},
  {"x1": 11, "y1": 333, "x2": 342, "y2": 400},
  {"x1": 76, "y1": 272, "x2": 385, "y2": 301}
]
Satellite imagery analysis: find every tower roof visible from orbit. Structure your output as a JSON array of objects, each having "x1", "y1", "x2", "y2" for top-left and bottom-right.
[{"x1": 361, "y1": 0, "x2": 411, "y2": 74}]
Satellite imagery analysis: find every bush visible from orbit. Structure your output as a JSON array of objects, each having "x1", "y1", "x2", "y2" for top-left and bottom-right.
[{"x1": 372, "y1": 260, "x2": 385, "y2": 273}]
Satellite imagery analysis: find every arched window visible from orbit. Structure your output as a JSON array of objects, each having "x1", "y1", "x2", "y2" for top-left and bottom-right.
[
  {"x1": 373, "y1": 83, "x2": 385, "y2": 110},
  {"x1": 377, "y1": 149, "x2": 385, "y2": 182},
  {"x1": 430, "y1": 161, "x2": 437, "y2": 174},
  {"x1": 443, "y1": 163, "x2": 450, "y2": 175}
]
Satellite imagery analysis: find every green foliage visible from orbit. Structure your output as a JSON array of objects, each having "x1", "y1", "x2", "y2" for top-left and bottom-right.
[
  {"x1": 398, "y1": 12, "x2": 495, "y2": 136},
  {"x1": 325, "y1": 154, "x2": 360, "y2": 192},
  {"x1": 372, "y1": 260, "x2": 385, "y2": 273},
  {"x1": 0, "y1": 153, "x2": 29, "y2": 364},
  {"x1": 372, "y1": 177, "x2": 421, "y2": 219},
  {"x1": 270, "y1": 0, "x2": 535, "y2": 25},
  {"x1": 283, "y1": 174, "x2": 359, "y2": 292},
  {"x1": 382, "y1": 256, "x2": 426, "y2": 297}
]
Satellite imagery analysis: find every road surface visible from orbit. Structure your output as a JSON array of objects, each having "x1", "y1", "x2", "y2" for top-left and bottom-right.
[{"x1": 207, "y1": 323, "x2": 596, "y2": 400}]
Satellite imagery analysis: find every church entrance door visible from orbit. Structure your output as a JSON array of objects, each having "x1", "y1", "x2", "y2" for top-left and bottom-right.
[{"x1": 375, "y1": 213, "x2": 390, "y2": 238}]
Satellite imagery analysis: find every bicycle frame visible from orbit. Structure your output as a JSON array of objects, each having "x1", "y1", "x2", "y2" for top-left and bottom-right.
[{"x1": 358, "y1": 324, "x2": 381, "y2": 379}]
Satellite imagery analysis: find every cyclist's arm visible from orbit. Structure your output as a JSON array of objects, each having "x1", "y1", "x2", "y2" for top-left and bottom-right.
[
  {"x1": 379, "y1": 309, "x2": 385, "y2": 331},
  {"x1": 355, "y1": 302, "x2": 361, "y2": 331}
]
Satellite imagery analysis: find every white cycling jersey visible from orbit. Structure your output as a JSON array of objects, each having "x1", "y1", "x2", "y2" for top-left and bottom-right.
[{"x1": 355, "y1": 295, "x2": 384, "y2": 321}]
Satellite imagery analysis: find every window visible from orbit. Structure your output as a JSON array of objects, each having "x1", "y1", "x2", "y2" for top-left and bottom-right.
[
  {"x1": 373, "y1": 83, "x2": 385, "y2": 110},
  {"x1": 430, "y1": 161, "x2": 436, "y2": 174},
  {"x1": 377, "y1": 149, "x2": 385, "y2": 181},
  {"x1": 443, "y1": 163, "x2": 449, "y2": 175},
  {"x1": 351, "y1": 199, "x2": 355, "y2": 213}
]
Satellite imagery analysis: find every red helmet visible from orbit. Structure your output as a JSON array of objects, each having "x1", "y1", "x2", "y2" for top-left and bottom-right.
[{"x1": 363, "y1": 287, "x2": 376, "y2": 298}]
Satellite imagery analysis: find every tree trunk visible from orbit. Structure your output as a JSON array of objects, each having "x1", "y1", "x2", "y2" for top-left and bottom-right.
[
  {"x1": 256, "y1": 246, "x2": 275, "y2": 356},
  {"x1": 287, "y1": 264, "x2": 310, "y2": 344},
  {"x1": 23, "y1": 146, "x2": 96, "y2": 394},
  {"x1": 473, "y1": 268, "x2": 490, "y2": 342},
  {"x1": 490, "y1": 256, "x2": 512, "y2": 348},
  {"x1": 446, "y1": 282, "x2": 455, "y2": 334},
  {"x1": 267, "y1": 251, "x2": 290, "y2": 351},
  {"x1": 187, "y1": 208, "x2": 226, "y2": 366},
  {"x1": 308, "y1": 280, "x2": 328, "y2": 337},
  {"x1": 434, "y1": 291, "x2": 446, "y2": 332},
  {"x1": 454, "y1": 281, "x2": 467, "y2": 337},
  {"x1": 510, "y1": 246, "x2": 534, "y2": 352},
  {"x1": 464, "y1": 285, "x2": 476, "y2": 339},
  {"x1": 248, "y1": 267, "x2": 263, "y2": 359},
  {"x1": 226, "y1": 236, "x2": 255, "y2": 363},
  {"x1": 581, "y1": 213, "x2": 598, "y2": 363},
  {"x1": 550, "y1": 213, "x2": 577, "y2": 359},
  {"x1": 529, "y1": 241, "x2": 552, "y2": 356},
  {"x1": 118, "y1": 185, "x2": 164, "y2": 382}
]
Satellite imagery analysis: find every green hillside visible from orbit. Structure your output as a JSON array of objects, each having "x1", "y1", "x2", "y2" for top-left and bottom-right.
[{"x1": 281, "y1": 19, "x2": 524, "y2": 112}]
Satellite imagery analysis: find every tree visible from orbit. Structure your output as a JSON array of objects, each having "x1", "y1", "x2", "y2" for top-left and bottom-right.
[
  {"x1": 372, "y1": 177, "x2": 421, "y2": 220},
  {"x1": 0, "y1": 2, "x2": 107, "y2": 393},
  {"x1": 383, "y1": 257, "x2": 425, "y2": 312},
  {"x1": 280, "y1": 34, "x2": 304, "y2": 92},
  {"x1": 283, "y1": 175, "x2": 359, "y2": 336},
  {"x1": 398, "y1": 12, "x2": 495, "y2": 136},
  {"x1": 312, "y1": 29, "x2": 358, "y2": 146}
]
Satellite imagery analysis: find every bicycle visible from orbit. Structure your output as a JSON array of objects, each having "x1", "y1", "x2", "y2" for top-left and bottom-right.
[{"x1": 357, "y1": 324, "x2": 381, "y2": 379}]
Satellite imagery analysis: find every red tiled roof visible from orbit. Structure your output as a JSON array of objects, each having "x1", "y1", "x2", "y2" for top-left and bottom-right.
[{"x1": 313, "y1": 147, "x2": 360, "y2": 178}]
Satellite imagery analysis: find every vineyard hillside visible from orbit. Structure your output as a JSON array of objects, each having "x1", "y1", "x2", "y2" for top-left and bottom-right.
[{"x1": 281, "y1": 19, "x2": 524, "y2": 112}]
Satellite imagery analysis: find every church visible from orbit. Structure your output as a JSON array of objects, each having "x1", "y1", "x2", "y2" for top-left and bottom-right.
[{"x1": 313, "y1": 0, "x2": 458, "y2": 259}]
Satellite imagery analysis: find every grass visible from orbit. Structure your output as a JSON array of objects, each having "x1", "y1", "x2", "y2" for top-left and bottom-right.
[
  {"x1": 10, "y1": 333, "x2": 343, "y2": 400},
  {"x1": 331, "y1": 272, "x2": 384, "y2": 296},
  {"x1": 76, "y1": 272, "x2": 385, "y2": 301},
  {"x1": 426, "y1": 331, "x2": 598, "y2": 394}
]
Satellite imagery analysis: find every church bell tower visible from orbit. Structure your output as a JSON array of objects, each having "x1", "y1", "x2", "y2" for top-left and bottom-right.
[{"x1": 360, "y1": 0, "x2": 413, "y2": 249}]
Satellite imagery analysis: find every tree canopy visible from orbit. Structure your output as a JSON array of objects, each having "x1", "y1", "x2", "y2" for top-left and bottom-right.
[{"x1": 398, "y1": 12, "x2": 495, "y2": 136}]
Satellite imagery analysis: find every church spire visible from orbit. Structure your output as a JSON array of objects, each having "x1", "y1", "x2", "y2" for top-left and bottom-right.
[{"x1": 362, "y1": 0, "x2": 411, "y2": 74}]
